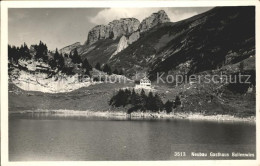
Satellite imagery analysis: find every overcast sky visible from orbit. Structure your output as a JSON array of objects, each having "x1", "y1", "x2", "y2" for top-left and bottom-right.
[{"x1": 9, "y1": 7, "x2": 213, "y2": 50}]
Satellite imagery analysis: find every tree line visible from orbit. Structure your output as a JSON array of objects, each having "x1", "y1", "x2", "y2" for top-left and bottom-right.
[
  {"x1": 95, "y1": 62, "x2": 124, "y2": 75},
  {"x1": 109, "y1": 89, "x2": 181, "y2": 114},
  {"x1": 8, "y1": 41, "x2": 126, "y2": 77},
  {"x1": 8, "y1": 41, "x2": 93, "y2": 76},
  {"x1": 8, "y1": 43, "x2": 32, "y2": 63}
]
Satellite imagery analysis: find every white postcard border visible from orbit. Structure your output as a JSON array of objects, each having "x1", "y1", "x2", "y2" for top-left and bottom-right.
[{"x1": 1, "y1": 1, "x2": 259, "y2": 166}]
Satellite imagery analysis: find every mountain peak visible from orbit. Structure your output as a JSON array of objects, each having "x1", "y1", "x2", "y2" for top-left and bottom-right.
[
  {"x1": 139, "y1": 10, "x2": 170, "y2": 33},
  {"x1": 86, "y1": 18, "x2": 140, "y2": 45},
  {"x1": 86, "y1": 11, "x2": 171, "y2": 45}
]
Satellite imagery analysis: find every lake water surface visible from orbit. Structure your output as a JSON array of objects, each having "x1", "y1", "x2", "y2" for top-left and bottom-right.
[{"x1": 9, "y1": 113, "x2": 256, "y2": 161}]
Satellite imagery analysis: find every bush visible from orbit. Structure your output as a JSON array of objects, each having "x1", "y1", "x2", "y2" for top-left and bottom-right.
[
  {"x1": 164, "y1": 100, "x2": 174, "y2": 113},
  {"x1": 174, "y1": 96, "x2": 181, "y2": 108},
  {"x1": 109, "y1": 89, "x2": 164, "y2": 113}
]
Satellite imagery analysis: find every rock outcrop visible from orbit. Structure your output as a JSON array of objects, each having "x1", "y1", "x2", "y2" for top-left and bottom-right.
[
  {"x1": 128, "y1": 31, "x2": 140, "y2": 44},
  {"x1": 85, "y1": 10, "x2": 170, "y2": 45},
  {"x1": 111, "y1": 31, "x2": 141, "y2": 58},
  {"x1": 77, "y1": 10, "x2": 171, "y2": 64},
  {"x1": 86, "y1": 18, "x2": 140, "y2": 45},
  {"x1": 139, "y1": 10, "x2": 170, "y2": 33},
  {"x1": 59, "y1": 42, "x2": 81, "y2": 55},
  {"x1": 111, "y1": 36, "x2": 129, "y2": 58},
  {"x1": 109, "y1": 18, "x2": 140, "y2": 39}
]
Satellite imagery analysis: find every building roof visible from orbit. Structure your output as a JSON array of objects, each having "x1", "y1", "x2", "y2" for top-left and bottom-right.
[{"x1": 140, "y1": 76, "x2": 151, "y2": 83}]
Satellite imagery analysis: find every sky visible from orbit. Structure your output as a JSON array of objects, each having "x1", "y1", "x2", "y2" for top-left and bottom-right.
[{"x1": 9, "y1": 7, "x2": 213, "y2": 50}]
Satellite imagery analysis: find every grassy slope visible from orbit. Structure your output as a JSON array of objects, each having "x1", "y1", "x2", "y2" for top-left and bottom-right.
[
  {"x1": 9, "y1": 55, "x2": 256, "y2": 117},
  {"x1": 149, "y1": 7, "x2": 255, "y2": 77},
  {"x1": 9, "y1": 68, "x2": 255, "y2": 118},
  {"x1": 80, "y1": 38, "x2": 119, "y2": 66},
  {"x1": 9, "y1": 82, "x2": 134, "y2": 112}
]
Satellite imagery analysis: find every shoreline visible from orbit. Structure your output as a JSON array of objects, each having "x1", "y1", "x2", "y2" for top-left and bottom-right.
[{"x1": 9, "y1": 109, "x2": 256, "y2": 123}]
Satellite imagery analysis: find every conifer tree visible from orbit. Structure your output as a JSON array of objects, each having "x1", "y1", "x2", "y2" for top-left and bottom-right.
[
  {"x1": 35, "y1": 41, "x2": 48, "y2": 61},
  {"x1": 52, "y1": 48, "x2": 65, "y2": 70},
  {"x1": 146, "y1": 92, "x2": 154, "y2": 111},
  {"x1": 19, "y1": 43, "x2": 31, "y2": 60},
  {"x1": 82, "y1": 58, "x2": 92, "y2": 72},
  {"x1": 174, "y1": 96, "x2": 181, "y2": 108},
  {"x1": 113, "y1": 69, "x2": 119, "y2": 75},
  {"x1": 71, "y1": 49, "x2": 82, "y2": 64},
  {"x1": 140, "y1": 89, "x2": 147, "y2": 111},
  {"x1": 8, "y1": 45, "x2": 12, "y2": 62},
  {"x1": 69, "y1": 52, "x2": 73, "y2": 59},
  {"x1": 8, "y1": 45, "x2": 19, "y2": 64},
  {"x1": 95, "y1": 62, "x2": 101, "y2": 70},
  {"x1": 54, "y1": 48, "x2": 60, "y2": 61},
  {"x1": 130, "y1": 89, "x2": 137, "y2": 106},
  {"x1": 119, "y1": 69, "x2": 124, "y2": 75},
  {"x1": 164, "y1": 100, "x2": 173, "y2": 113},
  {"x1": 154, "y1": 94, "x2": 164, "y2": 111},
  {"x1": 103, "y1": 64, "x2": 112, "y2": 75}
]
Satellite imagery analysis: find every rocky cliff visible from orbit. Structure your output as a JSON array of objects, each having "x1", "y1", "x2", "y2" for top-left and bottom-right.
[
  {"x1": 139, "y1": 10, "x2": 170, "y2": 33},
  {"x1": 111, "y1": 31, "x2": 140, "y2": 58},
  {"x1": 128, "y1": 31, "x2": 140, "y2": 44},
  {"x1": 60, "y1": 10, "x2": 171, "y2": 62},
  {"x1": 111, "y1": 36, "x2": 128, "y2": 58},
  {"x1": 86, "y1": 10, "x2": 170, "y2": 45},
  {"x1": 86, "y1": 18, "x2": 140, "y2": 45}
]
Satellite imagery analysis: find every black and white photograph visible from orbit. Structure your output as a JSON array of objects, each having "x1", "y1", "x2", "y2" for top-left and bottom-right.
[{"x1": 1, "y1": 1, "x2": 259, "y2": 165}]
